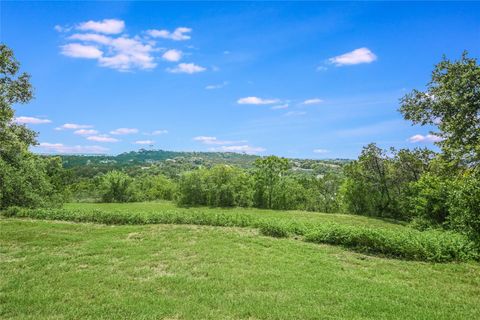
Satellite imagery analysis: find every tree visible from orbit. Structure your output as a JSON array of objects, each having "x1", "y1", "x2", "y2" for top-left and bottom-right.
[
  {"x1": 100, "y1": 171, "x2": 134, "y2": 203},
  {"x1": 0, "y1": 44, "x2": 65, "y2": 209},
  {"x1": 399, "y1": 52, "x2": 480, "y2": 166},
  {"x1": 253, "y1": 156, "x2": 290, "y2": 209}
]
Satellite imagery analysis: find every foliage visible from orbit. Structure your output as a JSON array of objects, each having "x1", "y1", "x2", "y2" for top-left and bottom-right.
[
  {"x1": 399, "y1": 52, "x2": 480, "y2": 166},
  {"x1": 253, "y1": 156, "x2": 290, "y2": 209},
  {"x1": 304, "y1": 223, "x2": 477, "y2": 262},
  {"x1": 447, "y1": 170, "x2": 480, "y2": 244},
  {"x1": 99, "y1": 170, "x2": 134, "y2": 203},
  {"x1": 0, "y1": 44, "x2": 66, "y2": 209},
  {"x1": 340, "y1": 144, "x2": 432, "y2": 220}
]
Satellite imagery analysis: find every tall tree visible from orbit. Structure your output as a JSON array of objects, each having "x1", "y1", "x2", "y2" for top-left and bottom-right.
[
  {"x1": 399, "y1": 52, "x2": 480, "y2": 166},
  {"x1": 0, "y1": 44, "x2": 64, "y2": 208},
  {"x1": 253, "y1": 156, "x2": 290, "y2": 209}
]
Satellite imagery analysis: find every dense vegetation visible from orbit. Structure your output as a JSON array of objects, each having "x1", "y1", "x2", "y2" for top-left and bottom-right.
[{"x1": 0, "y1": 44, "x2": 67, "y2": 209}]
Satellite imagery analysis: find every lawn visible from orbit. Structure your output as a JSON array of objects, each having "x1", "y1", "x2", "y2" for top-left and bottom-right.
[{"x1": 1, "y1": 217, "x2": 480, "y2": 319}]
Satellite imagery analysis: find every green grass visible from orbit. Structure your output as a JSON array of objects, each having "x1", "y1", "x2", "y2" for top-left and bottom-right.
[
  {"x1": 4, "y1": 202, "x2": 477, "y2": 262},
  {"x1": 1, "y1": 219, "x2": 479, "y2": 319},
  {"x1": 65, "y1": 201, "x2": 408, "y2": 230}
]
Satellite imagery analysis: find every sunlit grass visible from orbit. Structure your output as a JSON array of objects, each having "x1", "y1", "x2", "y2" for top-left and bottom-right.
[{"x1": 1, "y1": 219, "x2": 479, "y2": 319}]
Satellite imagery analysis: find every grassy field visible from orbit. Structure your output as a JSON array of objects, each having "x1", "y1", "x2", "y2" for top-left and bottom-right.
[
  {"x1": 1, "y1": 218, "x2": 480, "y2": 319},
  {"x1": 1, "y1": 202, "x2": 479, "y2": 319},
  {"x1": 65, "y1": 201, "x2": 407, "y2": 230}
]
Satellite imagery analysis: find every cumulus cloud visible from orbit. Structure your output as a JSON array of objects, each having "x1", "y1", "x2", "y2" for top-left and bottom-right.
[
  {"x1": 329, "y1": 47, "x2": 377, "y2": 66},
  {"x1": 162, "y1": 49, "x2": 182, "y2": 62},
  {"x1": 167, "y1": 63, "x2": 206, "y2": 74},
  {"x1": 147, "y1": 27, "x2": 192, "y2": 41},
  {"x1": 60, "y1": 21, "x2": 157, "y2": 71},
  {"x1": 110, "y1": 128, "x2": 139, "y2": 135},
  {"x1": 59, "y1": 20, "x2": 200, "y2": 72},
  {"x1": 193, "y1": 136, "x2": 246, "y2": 145},
  {"x1": 86, "y1": 135, "x2": 119, "y2": 143},
  {"x1": 73, "y1": 129, "x2": 98, "y2": 135},
  {"x1": 302, "y1": 98, "x2": 323, "y2": 105},
  {"x1": 135, "y1": 140, "x2": 154, "y2": 145},
  {"x1": 38, "y1": 142, "x2": 108, "y2": 154},
  {"x1": 211, "y1": 145, "x2": 266, "y2": 155},
  {"x1": 237, "y1": 96, "x2": 280, "y2": 105},
  {"x1": 271, "y1": 104, "x2": 289, "y2": 110},
  {"x1": 55, "y1": 123, "x2": 93, "y2": 130},
  {"x1": 408, "y1": 134, "x2": 443, "y2": 143},
  {"x1": 61, "y1": 43, "x2": 103, "y2": 59},
  {"x1": 313, "y1": 149, "x2": 329, "y2": 154},
  {"x1": 14, "y1": 116, "x2": 51, "y2": 124},
  {"x1": 205, "y1": 81, "x2": 228, "y2": 90},
  {"x1": 77, "y1": 19, "x2": 125, "y2": 34}
]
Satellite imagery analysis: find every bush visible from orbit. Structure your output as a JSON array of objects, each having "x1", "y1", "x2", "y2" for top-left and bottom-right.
[
  {"x1": 259, "y1": 222, "x2": 289, "y2": 238},
  {"x1": 447, "y1": 171, "x2": 480, "y2": 244},
  {"x1": 305, "y1": 223, "x2": 477, "y2": 262}
]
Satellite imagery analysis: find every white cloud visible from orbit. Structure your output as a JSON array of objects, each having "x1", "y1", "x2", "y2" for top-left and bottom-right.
[
  {"x1": 313, "y1": 149, "x2": 329, "y2": 154},
  {"x1": 271, "y1": 104, "x2": 289, "y2": 110},
  {"x1": 408, "y1": 134, "x2": 443, "y2": 143},
  {"x1": 61, "y1": 43, "x2": 103, "y2": 59},
  {"x1": 162, "y1": 49, "x2": 182, "y2": 62},
  {"x1": 212, "y1": 145, "x2": 266, "y2": 155},
  {"x1": 77, "y1": 19, "x2": 125, "y2": 34},
  {"x1": 151, "y1": 130, "x2": 168, "y2": 135},
  {"x1": 284, "y1": 111, "x2": 306, "y2": 116},
  {"x1": 329, "y1": 47, "x2": 377, "y2": 66},
  {"x1": 87, "y1": 135, "x2": 119, "y2": 143},
  {"x1": 135, "y1": 140, "x2": 154, "y2": 145},
  {"x1": 69, "y1": 33, "x2": 112, "y2": 45},
  {"x1": 56, "y1": 123, "x2": 93, "y2": 130},
  {"x1": 316, "y1": 66, "x2": 328, "y2": 71},
  {"x1": 147, "y1": 27, "x2": 192, "y2": 41},
  {"x1": 38, "y1": 142, "x2": 108, "y2": 154},
  {"x1": 98, "y1": 37, "x2": 157, "y2": 71},
  {"x1": 194, "y1": 136, "x2": 246, "y2": 145},
  {"x1": 302, "y1": 98, "x2": 323, "y2": 105},
  {"x1": 167, "y1": 63, "x2": 206, "y2": 74},
  {"x1": 110, "y1": 128, "x2": 139, "y2": 135},
  {"x1": 14, "y1": 116, "x2": 51, "y2": 124},
  {"x1": 74, "y1": 129, "x2": 98, "y2": 135},
  {"x1": 205, "y1": 81, "x2": 228, "y2": 90},
  {"x1": 237, "y1": 96, "x2": 280, "y2": 105},
  {"x1": 60, "y1": 23, "x2": 157, "y2": 71}
]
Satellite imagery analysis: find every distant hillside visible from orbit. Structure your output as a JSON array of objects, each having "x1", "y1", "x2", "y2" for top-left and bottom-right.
[{"x1": 56, "y1": 149, "x2": 351, "y2": 178}]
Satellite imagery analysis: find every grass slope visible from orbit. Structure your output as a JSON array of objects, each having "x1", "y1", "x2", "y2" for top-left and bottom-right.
[
  {"x1": 1, "y1": 219, "x2": 479, "y2": 319},
  {"x1": 5, "y1": 202, "x2": 477, "y2": 262}
]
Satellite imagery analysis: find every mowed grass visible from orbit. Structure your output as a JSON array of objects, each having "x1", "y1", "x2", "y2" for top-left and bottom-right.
[
  {"x1": 1, "y1": 219, "x2": 479, "y2": 319},
  {"x1": 65, "y1": 201, "x2": 407, "y2": 230}
]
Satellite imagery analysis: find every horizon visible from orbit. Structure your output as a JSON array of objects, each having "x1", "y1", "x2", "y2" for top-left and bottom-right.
[{"x1": 3, "y1": 1, "x2": 480, "y2": 158}]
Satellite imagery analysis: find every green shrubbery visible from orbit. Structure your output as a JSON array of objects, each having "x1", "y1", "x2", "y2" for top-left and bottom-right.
[{"x1": 4, "y1": 206, "x2": 477, "y2": 262}]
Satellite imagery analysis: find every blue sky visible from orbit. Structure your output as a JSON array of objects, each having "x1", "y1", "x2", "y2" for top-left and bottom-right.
[{"x1": 2, "y1": 1, "x2": 480, "y2": 158}]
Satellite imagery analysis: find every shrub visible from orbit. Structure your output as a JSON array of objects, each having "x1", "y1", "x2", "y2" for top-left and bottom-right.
[
  {"x1": 259, "y1": 222, "x2": 289, "y2": 238},
  {"x1": 447, "y1": 171, "x2": 480, "y2": 244},
  {"x1": 304, "y1": 223, "x2": 477, "y2": 262}
]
